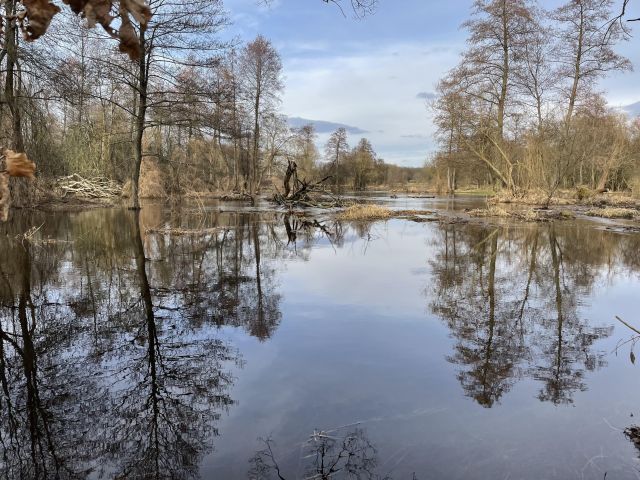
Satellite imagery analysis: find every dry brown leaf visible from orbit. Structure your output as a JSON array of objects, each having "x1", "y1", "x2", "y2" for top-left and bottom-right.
[
  {"x1": 5, "y1": 150, "x2": 36, "y2": 179},
  {"x1": 82, "y1": 0, "x2": 113, "y2": 29},
  {"x1": 121, "y1": 0, "x2": 150, "y2": 24},
  {"x1": 18, "y1": 0, "x2": 151, "y2": 60},
  {"x1": 20, "y1": 0, "x2": 61, "y2": 40},
  {"x1": 118, "y1": 5, "x2": 139, "y2": 59},
  {"x1": 118, "y1": 0, "x2": 151, "y2": 59}
]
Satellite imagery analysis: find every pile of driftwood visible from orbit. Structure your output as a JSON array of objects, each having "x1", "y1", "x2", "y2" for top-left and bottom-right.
[
  {"x1": 56, "y1": 174, "x2": 121, "y2": 198},
  {"x1": 273, "y1": 160, "x2": 345, "y2": 209}
]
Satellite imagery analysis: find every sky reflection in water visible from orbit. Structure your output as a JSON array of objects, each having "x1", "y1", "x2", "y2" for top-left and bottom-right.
[{"x1": 0, "y1": 200, "x2": 639, "y2": 479}]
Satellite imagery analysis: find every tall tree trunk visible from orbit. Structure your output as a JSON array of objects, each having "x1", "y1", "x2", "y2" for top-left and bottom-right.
[
  {"x1": 251, "y1": 90, "x2": 261, "y2": 196},
  {"x1": 131, "y1": 27, "x2": 148, "y2": 210},
  {"x1": 4, "y1": 0, "x2": 24, "y2": 151},
  {"x1": 596, "y1": 165, "x2": 611, "y2": 192},
  {"x1": 566, "y1": 3, "x2": 584, "y2": 128},
  {"x1": 497, "y1": 0, "x2": 509, "y2": 141}
]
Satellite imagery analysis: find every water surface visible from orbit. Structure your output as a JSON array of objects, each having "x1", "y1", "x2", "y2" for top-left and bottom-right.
[{"x1": 1, "y1": 197, "x2": 640, "y2": 479}]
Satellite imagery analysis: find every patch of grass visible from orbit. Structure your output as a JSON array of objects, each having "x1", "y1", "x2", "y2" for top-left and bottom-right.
[
  {"x1": 585, "y1": 207, "x2": 637, "y2": 219},
  {"x1": 468, "y1": 206, "x2": 511, "y2": 218},
  {"x1": 394, "y1": 209, "x2": 435, "y2": 216},
  {"x1": 555, "y1": 210, "x2": 577, "y2": 220},
  {"x1": 489, "y1": 189, "x2": 573, "y2": 206},
  {"x1": 455, "y1": 188, "x2": 495, "y2": 196},
  {"x1": 337, "y1": 206, "x2": 437, "y2": 221},
  {"x1": 468, "y1": 206, "x2": 576, "y2": 222},
  {"x1": 518, "y1": 209, "x2": 540, "y2": 221},
  {"x1": 337, "y1": 204, "x2": 393, "y2": 221},
  {"x1": 591, "y1": 194, "x2": 639, "y2": 208}
]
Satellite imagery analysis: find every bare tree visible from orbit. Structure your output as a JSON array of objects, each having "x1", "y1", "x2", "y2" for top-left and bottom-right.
[
  {"x1": 324, "y1": 127, "x2": 349, "y2": 188},
  {"x1": 239, "y1": 35, "x2": 283, "y2": 196},
  {"x1": 437, "y1": 0, "x2": 536, "y2": 193},
  {"x1": 291, "y1": 124, "x2": 319, "y2": 179},
  {"x1": 513, "y1": 8, "x2": 557, "y2": 133},
  {"x1": 125, "y1": 0, "x2": 227, "y2": 208},
  {"x1": 552, "y1": 0, "x2": 632, "y2": 128}
]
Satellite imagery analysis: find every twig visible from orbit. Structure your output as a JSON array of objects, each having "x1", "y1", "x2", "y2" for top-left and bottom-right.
[{"x1": 616, "y1": 316, "x2": 640, "y2": 335}]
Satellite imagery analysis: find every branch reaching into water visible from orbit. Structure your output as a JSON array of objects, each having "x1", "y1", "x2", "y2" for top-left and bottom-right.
[{"x1": 616, "y1": 316, "x2": 640, "y2": 336}]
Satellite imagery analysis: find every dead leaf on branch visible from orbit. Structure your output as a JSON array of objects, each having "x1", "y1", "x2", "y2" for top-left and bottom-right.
[
  {"x1": 16, "y1": 0, "x2": 151, "y2": 60},
  {"x1": 0, "y1": 150, "x2": 36, "y2": 222},
  {"x1": 19, "y1": 0, "x2": 61, "y2": 41},
  {"x1": 117, "y1": 2, "x2": 139, "y2": 59},
  {"x1": 5, "y1": 150, "x2": 36, "y2": 179},
  {"x1": 120, "y1": 0, "x2": 150, "y2": 24},
  {"x1": 64, "y1": 0, "x2": 114, "y2": 30}
]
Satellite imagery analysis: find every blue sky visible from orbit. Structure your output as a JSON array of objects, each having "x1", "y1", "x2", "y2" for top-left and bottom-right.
[{"x1": 224, "y1": 0, "x2": 640, "y2": 167}]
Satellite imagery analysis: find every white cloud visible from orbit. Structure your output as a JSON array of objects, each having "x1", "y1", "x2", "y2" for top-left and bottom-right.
[{"x1": 282, "y1": 42, "x2": 460, "y2": 167}]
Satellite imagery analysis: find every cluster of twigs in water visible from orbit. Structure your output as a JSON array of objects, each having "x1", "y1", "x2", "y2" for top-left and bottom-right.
[
  {"x1": 273, "y1": 160, "x2": 347, "y2": 209},
  {"x1": 614, "y1": 316, "x2": 640, "y2": 450},
  {"x1": 249, "y1": 424, "x2": 414, "y2": 480},
  {"x1": 614, "y1": 316, "x2": 640, "y2": 364}
]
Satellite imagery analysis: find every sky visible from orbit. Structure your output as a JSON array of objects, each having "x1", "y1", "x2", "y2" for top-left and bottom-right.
[{"x1": 223, "y1": 0, "x2": 640, "y2": 168}]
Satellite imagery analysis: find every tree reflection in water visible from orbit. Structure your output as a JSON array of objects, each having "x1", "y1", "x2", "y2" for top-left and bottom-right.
[
  {"x1": 429, "y1": 223, "x2": 617, "y2": 407},
  {"x1": 249, "y1": 426, "x2": 411, "y2": 480},
  {"x1": 0, "y1": 207, "x2": 356, "y2": 479},
  {"x1": 0, "y1": 208, "x2": 314, "y2": 479},
  {"x1": 0, "y1": 208, "x2": 636, "y2": 477}
]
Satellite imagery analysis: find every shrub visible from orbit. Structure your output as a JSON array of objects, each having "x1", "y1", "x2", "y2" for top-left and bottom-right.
[
  {"x1": 585, "y1": 207, "x2": 637, "y2": 219},
  {"x1": 576, "y1": 185, "x2": 594, "y2": 202},
  {"x1": 337, "y1": 204, "x2": 392, "y2": 220}
]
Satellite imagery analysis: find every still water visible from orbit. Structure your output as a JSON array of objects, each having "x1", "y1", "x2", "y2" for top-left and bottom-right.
[{"x1": 1, "y1": 197, "x2": 640, "y2": 479}]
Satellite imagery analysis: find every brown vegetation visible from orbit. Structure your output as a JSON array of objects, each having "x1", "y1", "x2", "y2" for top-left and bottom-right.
[
  {"x1": 336, "y1": 204, "x2": 437, "y2": 222},
  {"x1": 489, "y1": 190, "x2": 574, "y2": 207},
  {"x1": 468, "y1": 205, "x2": 576, "y2": 222},
  {"x1": 337, "y1": 204, "x2": 392, "y2": 221},
  {"x1": 429, "y1": 0, "x2": 637, "y2": 203},
  {"x1": 0, "y1": 174, "x2": 8, "y2": 222},
  {"x1": 585, "y1": 207, "x2": 638, "y2": 219}
]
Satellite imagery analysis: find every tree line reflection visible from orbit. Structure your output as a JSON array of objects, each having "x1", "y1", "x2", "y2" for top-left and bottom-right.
[
  {"x1": 0, "y1": 209, "x2": 636, "y2": 478},
  {"x1": 0, "y1": 206, "x2": 346, "y2": 479},
  {"x1": 0, "y1": 204, "x2": 376, "y2": 479},
  {"x1": 428, "y1": 222, "x2": 636, "y2": 407}
]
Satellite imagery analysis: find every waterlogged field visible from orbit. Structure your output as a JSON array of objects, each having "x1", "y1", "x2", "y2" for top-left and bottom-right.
[{"x1": 1, "y1": 197, "x2": 640, "y2": 479}]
